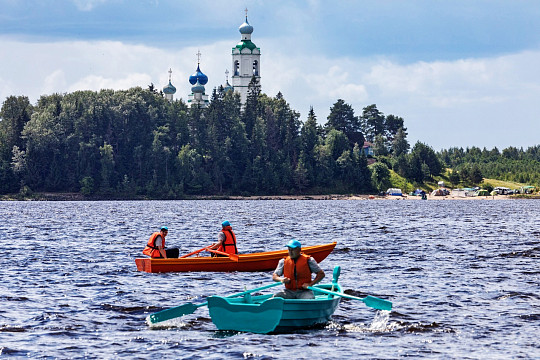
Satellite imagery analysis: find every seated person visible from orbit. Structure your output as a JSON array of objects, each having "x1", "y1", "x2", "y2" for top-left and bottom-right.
[
  {"x1": 142, "y1": 226, "x2": 179, "y2": 258},
  {"x1": 209, "y1": 220, "x2": 238, "y2": 257},
  {"x1": 272, "y1": 239, "x2": 325, "y2": 299}
]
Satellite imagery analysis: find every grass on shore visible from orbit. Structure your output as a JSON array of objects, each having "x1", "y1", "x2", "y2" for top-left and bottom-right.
[
  {"x1": 481, "y1": 178, "x2": 525, "y2": 190},
  {"x1": 388, "y1": 169, "x2": 531, "y2": 195}
]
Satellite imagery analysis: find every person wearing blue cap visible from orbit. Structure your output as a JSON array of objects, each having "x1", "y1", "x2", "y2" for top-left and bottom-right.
[
  {"x1": 272, "y1": 239, "x2": 325, "y2": 299},
  {"x1": 209, "y1": 220, "x2": 238, "y2": 257},
  {"x1": 142, "y1": 226, "x2": 179, "y2": 258}
]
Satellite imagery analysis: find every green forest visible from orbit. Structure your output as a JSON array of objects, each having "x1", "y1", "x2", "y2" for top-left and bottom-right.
[{"x1": 1, "y1": 79, "x2": 539, "y2": 198}]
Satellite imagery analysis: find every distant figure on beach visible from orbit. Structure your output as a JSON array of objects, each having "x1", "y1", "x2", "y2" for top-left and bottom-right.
[
  {"x1": 272, "y1": 239, "x2": 325, "y2": 299},
  {"x1": 209, "y1": 220, "x2": 238, "y2": 256},
  {"x1": 142, "y1": 226, "x2": 179, "y2": 258}
]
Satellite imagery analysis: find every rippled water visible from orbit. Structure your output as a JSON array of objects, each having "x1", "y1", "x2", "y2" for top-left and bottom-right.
[{"x1": 1, "y1": 200, "x2": 538, "y2": 359}]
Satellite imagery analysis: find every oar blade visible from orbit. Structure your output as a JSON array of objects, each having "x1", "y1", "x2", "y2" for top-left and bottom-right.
[
  {"x1": 308, "y1": 286, "x2": 393, "y2": 311},
  {"x1": 146, "y1": 303, "x2": 199, "y2": 324},
  {"x1": 206, "y1": 249, "x2": 239, "y2": 261},
  {"x1": 362, "y1": 295, "x2": 392, "y2": 311}
]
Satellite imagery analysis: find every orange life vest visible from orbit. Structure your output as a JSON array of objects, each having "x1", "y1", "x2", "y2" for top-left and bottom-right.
[
  {"x1": 143, "y1": 232, "x2": 164, "y2": 258},
  {"x1": 284, "y1": 253, "x2": 312, "y2": 291},
  {"x1": 217, "y1": 226, "x2": 238, "y2": 255}
]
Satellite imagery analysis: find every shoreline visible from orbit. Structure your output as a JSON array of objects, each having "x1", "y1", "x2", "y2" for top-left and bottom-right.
[{"x1": 1, "y1": 192, "x2": 538, "y2": 201}]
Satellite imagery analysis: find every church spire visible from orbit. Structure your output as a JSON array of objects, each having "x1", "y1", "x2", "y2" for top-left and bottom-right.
[
  {"x1": 223, "y1": 69, "x2": 233, "y2": 93},
  {"x1": 162, "y1": 68, "x2": 176, "y2": 102}
]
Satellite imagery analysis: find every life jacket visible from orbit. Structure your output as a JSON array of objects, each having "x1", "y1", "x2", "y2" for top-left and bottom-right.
[
  {"x1": 283, "y1": 253, "x2": 312, "y2": 291},
  {"x1": 217, "y1": 226, "x2": 238, "y2": 255},
  {"x1": 143, "y1": 232, "x2": 164, "y2": 258}
]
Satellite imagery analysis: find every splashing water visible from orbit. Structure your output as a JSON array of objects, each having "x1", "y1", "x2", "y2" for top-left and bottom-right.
[{"x1": 369, "y1": 310, "x2": 391, "y2": 331}]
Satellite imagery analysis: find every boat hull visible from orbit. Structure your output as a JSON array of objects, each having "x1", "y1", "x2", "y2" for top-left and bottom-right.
[
  {"x1": 135, "y1": 242, "x2": 336, "y2": 273},
  {"x1": 207, "y1": 284, "x2": 342, "y2": 333}
]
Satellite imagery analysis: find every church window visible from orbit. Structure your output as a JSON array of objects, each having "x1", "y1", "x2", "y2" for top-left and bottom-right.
[
  {"x1": 234, "y1": 61, "x2": 239, "y2": 76},
  {"x1": 253, "y1": 60, "x2": 259, "y2": 76}
]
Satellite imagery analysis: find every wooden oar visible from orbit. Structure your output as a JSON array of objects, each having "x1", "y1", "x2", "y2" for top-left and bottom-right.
[
  {"x1": 146, "y1": 282, "x2": 281, "y2": 325},
  {"x1": 179, "y1": 245, "x2": 212, "y2": 258},
  {"x1": 308, "y1": 286, "x2": 392, "y2": 311},
  {"x1": 179, "y1": 246, "x2": 239, "y2": 261},
  {"x1": 206, "y1": 248, "x2": 239, "y2": 262}
]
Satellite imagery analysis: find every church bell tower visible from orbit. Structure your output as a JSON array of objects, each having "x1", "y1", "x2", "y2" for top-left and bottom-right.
[{"x1": 231, "y1": 9, "x2": 261, "y2": 104}]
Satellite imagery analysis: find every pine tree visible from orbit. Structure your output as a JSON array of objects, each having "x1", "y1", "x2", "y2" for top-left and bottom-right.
[
  {"x1": 360, "y1": 104, "x2": 385, "y2": 142},
  {"x1": 325, "y1": 99, "x2": 363, "y2": 146},
  {"x1": 242, "y1": 76, "x2": 261, "y2": 140}
]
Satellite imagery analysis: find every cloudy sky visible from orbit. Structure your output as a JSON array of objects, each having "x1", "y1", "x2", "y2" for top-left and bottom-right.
[{"x1": 1, "y1": 0, "x2": 539, "y2": 151}]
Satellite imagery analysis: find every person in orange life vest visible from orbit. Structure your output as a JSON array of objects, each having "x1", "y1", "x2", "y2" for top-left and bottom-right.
[
  {"x1": 209, "y1": 220, "x2": 238, "y2": 257},
  {"x1": 142, "y1": 226, "x2": 179, "y2": 259},
  {"x1": 272, "y1": 239, "x2": 325, "y2": 299}
]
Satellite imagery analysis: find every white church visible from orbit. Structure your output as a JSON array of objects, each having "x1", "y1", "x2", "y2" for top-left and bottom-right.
[{"x1": 162, "y1": 11, "x2": 261, "y2": 108}]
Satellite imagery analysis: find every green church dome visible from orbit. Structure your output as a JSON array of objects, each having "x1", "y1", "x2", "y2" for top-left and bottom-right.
[{"x1": 235, "y1": 40, "x2": 258, "y2": 52}]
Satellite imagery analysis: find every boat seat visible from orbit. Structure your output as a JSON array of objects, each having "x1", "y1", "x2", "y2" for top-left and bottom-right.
[{"x1": 327, "y1": 285, "x2": 336, "y2": 299}]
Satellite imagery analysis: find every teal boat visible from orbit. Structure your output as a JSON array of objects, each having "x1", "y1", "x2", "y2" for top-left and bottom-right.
[
  {"x1": 147, "y1": 266, "x2": 392, "y2": 329},
  {"x1": 207, "y1": 282, "x2": 342, "y2": 334}
]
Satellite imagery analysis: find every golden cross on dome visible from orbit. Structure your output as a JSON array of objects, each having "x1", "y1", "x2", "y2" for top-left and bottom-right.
[
  {"x1": 196, "y1": 49, "x2": 201, "y2": 64},
  {"x1": 225, "y1": 69, "x2": 229, "y2": 81},
  {"x1": 168, "y1": 68, "x2": 172, "y2": 82},
  {"x1": 244, "y1": 8, "x2": 248, "y2": 19}
]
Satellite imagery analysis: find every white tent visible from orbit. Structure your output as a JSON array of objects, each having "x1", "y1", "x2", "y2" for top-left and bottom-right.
[{"x1": 386, "y1": 188, "x2": 403, "y2": 196}]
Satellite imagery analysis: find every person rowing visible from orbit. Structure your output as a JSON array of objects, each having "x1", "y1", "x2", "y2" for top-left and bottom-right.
[
  {"x1": 272, "y1": 239, "x2": 325, "y2": 299},
  {"x1": 209, "y1": 220, "x2": 238, "y2": 257}
]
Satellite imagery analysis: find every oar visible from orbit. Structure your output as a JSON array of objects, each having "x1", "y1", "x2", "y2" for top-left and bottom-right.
[
  {"x1": 146, "y1": 282, "x2": 281, "y2": 325},
  {"x1": 179, "y1": 245, "x2": 212, "y2": 258},
  {"x1": 206, "y1": 248, "x2": 239, "y2": 262},
  {"x1": 308, "y1": 286, "x2": 392, "y2": 311}
]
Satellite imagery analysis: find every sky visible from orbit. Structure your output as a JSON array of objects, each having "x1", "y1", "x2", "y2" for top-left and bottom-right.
[{"x1": 1, "y1": 0, "x2": 539, "y2": 151}]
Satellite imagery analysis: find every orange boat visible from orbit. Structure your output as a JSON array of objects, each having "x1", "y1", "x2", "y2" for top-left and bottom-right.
[{"x1": 135, "y1": 242, "x2": 337, "y2": 273}]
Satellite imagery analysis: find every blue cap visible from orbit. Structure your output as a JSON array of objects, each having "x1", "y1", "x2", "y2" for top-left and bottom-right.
[
  {"x1": 286, "y1": 239, "x2": 301, "y2": 248},
  {"x1": 221, "y1": 220, "x2": 230, "y2": 227},
  {"x1": 160, "y1": 226, "x2": 168, "y2": 231}
]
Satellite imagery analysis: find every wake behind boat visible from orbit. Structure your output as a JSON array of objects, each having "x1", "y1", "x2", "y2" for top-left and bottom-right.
[{"x1": 135, "y1": 242, "x2": 337, "y2": 273}]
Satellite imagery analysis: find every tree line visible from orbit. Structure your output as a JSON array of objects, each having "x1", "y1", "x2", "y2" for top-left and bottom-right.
[
  {"x1": 440, "y1": 146, "x2": 540, "y2": 188},
  {"x1": 0, "y1": 79, "x2": 538, "y2": 197},
  {"x1": 0, "y1": 79, "x2": 408, "y2": 197}
]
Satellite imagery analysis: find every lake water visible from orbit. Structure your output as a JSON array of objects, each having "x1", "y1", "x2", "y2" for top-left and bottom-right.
[{"x1": 0, "y1": 200, "x2": 538, "y2": 359}]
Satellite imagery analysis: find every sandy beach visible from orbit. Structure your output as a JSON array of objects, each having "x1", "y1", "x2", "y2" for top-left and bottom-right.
[
  {"x1": 218, "y1": 193, "x2": 519, "y2": 201},
  {"x1": 2, "y1": 192, "x2": 537, "y2": 201}
]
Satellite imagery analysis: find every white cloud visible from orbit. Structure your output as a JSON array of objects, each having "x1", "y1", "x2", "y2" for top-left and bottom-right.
[
  {"x1": 357, "y1": 52, "x2": 540, "y2": 149},
  {"x1": 363, "y1": 53, "x2": 540, "y2": 108},
  {"x1": 72, "y1": 0, "x2": 108, "y2": 11},
  {"x1": 68, "y1": 73, "x2": 153, "y2": 93},
  {"x1": 43, "y1": 70, "x2": 67, "y2": 95},
  {"x1": 261, "y1": 47, "x2": 540, "y2": 149}
]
